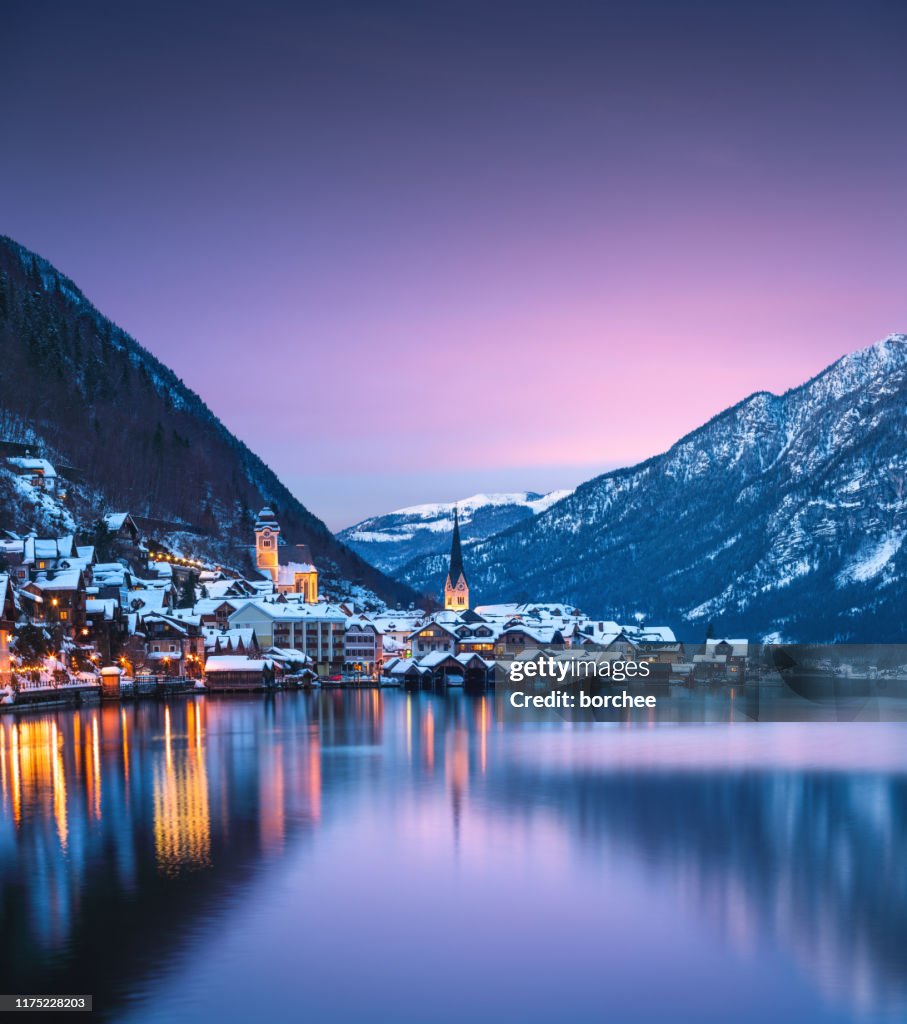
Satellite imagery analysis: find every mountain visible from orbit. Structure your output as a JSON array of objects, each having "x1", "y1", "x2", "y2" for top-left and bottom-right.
[
  {"x1": 337, "y1": 490, "x2": 573, "y2": 582},
  {"x1": 395, "y1": 336, "x2": 907, "y2": 641},
  {"x1": 0, "y1": 235, "x2": 416, "y2": 606}
]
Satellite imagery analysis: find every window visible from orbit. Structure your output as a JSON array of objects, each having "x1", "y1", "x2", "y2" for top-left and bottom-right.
[
  {"x1": 59, "y1": 610, "x2": 69, "y2": 621},
  {"x1": 261, "y1": 538, "x2": 272, "y2": 548}
]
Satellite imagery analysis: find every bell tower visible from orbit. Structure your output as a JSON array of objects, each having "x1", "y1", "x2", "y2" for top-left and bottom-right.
[
  {"x1": 255, "y1": 506, "x2": 280, "y2": 583},
  {"x1": 444, "y1": 507, "x2": 469, "y2": 611}
]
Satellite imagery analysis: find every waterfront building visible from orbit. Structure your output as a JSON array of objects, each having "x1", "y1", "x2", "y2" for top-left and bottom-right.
[
  {"x1": 228, "y1": 600, "x2": 346, "y2": 675},
  {"x1": 343, "y1": 622, "x2": 383, "y2": 677},
  {"x1": 0, "y1": 574, "x2": 14, "y2": 687}
]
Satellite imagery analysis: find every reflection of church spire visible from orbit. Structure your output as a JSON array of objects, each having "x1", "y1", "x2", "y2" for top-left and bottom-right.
[{"x1": 444, "y1": 507, "x2": 470, "y2": 611}]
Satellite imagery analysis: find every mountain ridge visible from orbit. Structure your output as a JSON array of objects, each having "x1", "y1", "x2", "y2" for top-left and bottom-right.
[
  {"x1": 337, "y1": 488, "x2": 574, "y2": 580},
  {"x1": 383, "y1": 334, "x2": 907, "y2": 640},
  {"x1": 0, "y1": 235, "x2": 417, "y2": 606}
]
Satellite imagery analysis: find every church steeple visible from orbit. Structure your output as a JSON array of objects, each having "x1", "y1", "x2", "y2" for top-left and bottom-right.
[{"x1": 444, "y1": 507, "x2": 469, "y2": 611}]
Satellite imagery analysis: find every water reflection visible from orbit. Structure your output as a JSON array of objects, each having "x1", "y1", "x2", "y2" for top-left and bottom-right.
[{"x1": 0, "y1": 693, "x2": 903, "y2": 1023}]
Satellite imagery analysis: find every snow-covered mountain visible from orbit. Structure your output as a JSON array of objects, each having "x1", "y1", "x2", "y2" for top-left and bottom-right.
[
  {"x1": 391, "y1": 335, "x2": 907, "y2": 641},
  {"x1": 0, "y1": 235, "x2": 416, "y2": 606},
  {"x1": 337, "y1": 490, "x2": 573, "y2": 577}
]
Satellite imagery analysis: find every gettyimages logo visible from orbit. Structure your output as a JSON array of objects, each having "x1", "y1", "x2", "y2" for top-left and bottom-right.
[{"x1": 495, "y1": 644, "x2": 907, "y2": 723}]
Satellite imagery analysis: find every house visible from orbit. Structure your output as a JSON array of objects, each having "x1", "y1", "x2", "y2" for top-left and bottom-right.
[
  {"x1": 194, "y1": 597, "x2": 244, "y2": 630},
  {"x1": 83, "y1": 597, "x2": 123, "y2": 658},
  {"x1": 454, "y1": 622, "x2": 498, "y2": 656},
  {"x1": 692, "y1": 653, "x2": 728, "y2": 682},
  {"x1": 0, "y1": 536, "x2": 26, "y2": 582},
  {"x1": 409, "y1": 621, "x2": 459, "y2": 657},
  {"x1": 140, "y1": 613, "x2": 205, "y2": 677},
  {"x1": 369, "y1": 612, "x2": 426, "y2": 658},
  {"x1": 23, "y1": 535, "x2": 76, "y2": 575},
  {"x1": 343, "y1": 622, "x2": 383, "y2": 678},
  {"x1": 0, "y1": 575, "x2": 15, "y2": 687},
  {"x1": 6, "y1": 456, "x2": 58, "y2": 493},
  {"x1": 494, "y1": 625, "x2": 565, "y2": 657},
  {"x1": 23, "y1": 569, "x2": 87, "y2": 634},
  {"x1": 205, "y1": 627, "x2": 261, "y2": 657},
  {"x1": 706, "y1": 639, "x2": 748, "y2": 680},
  {"x1": 261, "y1": 646, "x2": 314, "y2": 677},
  {"x1": 103, "y1": 512, "x2": 142, "y2": 544},
  {"x1": 204, "y1": 655, "x2": 279, "y2": 691},
  {"x1": 636, "y1": 642, "x2": 685, "y2": 665},
  {"x1": 227, "y1": 599, "x2": 346, "y2": 674}
]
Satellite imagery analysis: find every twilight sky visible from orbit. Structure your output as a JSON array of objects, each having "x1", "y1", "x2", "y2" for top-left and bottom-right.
[{"x1": 3, "y1": 0, "x2": 906, "y2": 529}]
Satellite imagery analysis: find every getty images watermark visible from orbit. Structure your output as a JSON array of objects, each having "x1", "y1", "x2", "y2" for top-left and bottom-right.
[
  {"x1": 495, "y1": 644, "x2": 907, "y2": 723},
  {"x1": 504, "y1": 655, "x2": 657, "y2": 714}
]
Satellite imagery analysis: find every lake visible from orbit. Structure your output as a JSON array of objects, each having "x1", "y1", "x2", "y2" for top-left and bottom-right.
[{"x1": 1, "y1": 691, "x2": 905, "y2": 1023}]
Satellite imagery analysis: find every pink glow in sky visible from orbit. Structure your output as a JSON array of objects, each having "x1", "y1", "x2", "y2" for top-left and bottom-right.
[{"x1": 3, "y1": 1, "x2": 906, "y2": 528}]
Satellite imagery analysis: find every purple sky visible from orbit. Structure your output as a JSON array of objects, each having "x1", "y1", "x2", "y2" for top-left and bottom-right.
[{"x1": 3, "y1": 1, "x2": 906, "y2": 529}]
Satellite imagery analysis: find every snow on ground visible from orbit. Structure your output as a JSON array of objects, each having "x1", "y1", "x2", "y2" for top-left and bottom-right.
[
  {"x1": 837, "y1": 532, "x2": 905, "y2": 586},
  {"x1": 11, "y1": 474, "x2": 76, "y2": 532}
]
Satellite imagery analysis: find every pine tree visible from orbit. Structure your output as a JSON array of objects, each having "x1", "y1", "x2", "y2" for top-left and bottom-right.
[{"x1": 177, "y1": 571, "x2": 199, "y2": 609}]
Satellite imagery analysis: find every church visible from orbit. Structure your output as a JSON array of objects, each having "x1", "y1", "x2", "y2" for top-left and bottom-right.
[
  {"x1": 254, "y1": 506, "x2": 319, "y2": 602},
  {"x1": 443, "y1": 508, "x2": 470, "y2": 611}
]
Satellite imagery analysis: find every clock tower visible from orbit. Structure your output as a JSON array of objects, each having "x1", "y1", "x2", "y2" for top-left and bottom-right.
[{"x1": 255, "y1": 506, "x2": 280, "y2": 583}]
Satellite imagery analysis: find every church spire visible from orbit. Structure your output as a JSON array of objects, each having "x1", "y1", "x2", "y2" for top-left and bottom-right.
[
  {"x1": 449, "y1": 507, "x2": 466, "y2": 585},
  {"x1": 444, "y1": 506, "x2": 469, "y2": 611}
]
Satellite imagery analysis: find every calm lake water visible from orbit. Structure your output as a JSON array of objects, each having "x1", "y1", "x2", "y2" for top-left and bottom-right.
[{"x1": 1, "y1": 691, "x2": 905, "y2": 1023}]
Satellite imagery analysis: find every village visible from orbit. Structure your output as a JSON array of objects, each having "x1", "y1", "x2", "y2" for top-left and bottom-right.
[{"x1": 0, "y1": 454, "x2": 749, "y2": 707}]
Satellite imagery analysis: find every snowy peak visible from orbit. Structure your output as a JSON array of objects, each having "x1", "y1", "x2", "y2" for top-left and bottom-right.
[
  {"x1": 401, "y1": 332, "x2": 907, "y2": 641},
  {"x1": 337, "y1": 489, "x2": 574, "y2": 579},
  {"x1": 362, "y1": 490, "x2": 573, "y2": 529}
]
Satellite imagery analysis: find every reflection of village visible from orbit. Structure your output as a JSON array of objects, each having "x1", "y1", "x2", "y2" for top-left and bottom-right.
[
  {"x1": 0, "y1": 690, "x2": 489, "y2": 998},
  {"x1": 483, "y1": 748, "x2": 907, "y2": 1022},
  {"x1": 1, "y1": 691, "x2": 906, "y2": 1024}
]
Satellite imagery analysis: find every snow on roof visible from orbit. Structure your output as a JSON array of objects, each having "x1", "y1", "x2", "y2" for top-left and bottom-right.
[
  {"x1": 129, "y1": 589, "x2": 167, "y2": 613},
  {"x1": 205, "y1": 656, "x2": 271, "y2": 674},
  {"x1": 205, "y1": 578, "x2": 248, "y2": 599},
  {"x1": 103, "y1": 513, "x2": 129, "y2": 532},
  {"x1": 25, "y1": 536, "x2": 74, "y2": 561},
  {"x1": 456, "y1": 652, "x2": 493, "y2": 667},
  {"x1": 409, "y1": 620, "x2": 459, "y2": 639},
  {"x1": 263, "y1": 646, "x2": 311, "y2": 663},
  {"x1": 7, "y1": 457, "x2": 57, "y2": 478},
  {"x1": 194, "y1": 597, "x2": 244, "y2": 614},
  {"x1": 32, "y1": 569, "x2": 82, "y2": 591},
  {"x1": 416, "y1": 651, "x2": 460, "y2": 668},
  {"x1": 228, "y1": 599, "x2": 346, "y2": 622},
  {"x1": 86, "y1": 598, "x2": 117, "y2": 619},
  {"x1": 631, "y1": 626, "x2": 678, "y2": 643}
]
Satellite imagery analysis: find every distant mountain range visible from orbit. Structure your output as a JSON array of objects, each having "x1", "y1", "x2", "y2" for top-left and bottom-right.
[
  {"x1": 353, "y1": 335, "x2": 907, "y2": 641},
  {"x1": 338, "y1": 490, "x2": 572, "y2": 578},
  {"x1": 0, "y1": 236, "x2": 416, "y2": 607}
]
